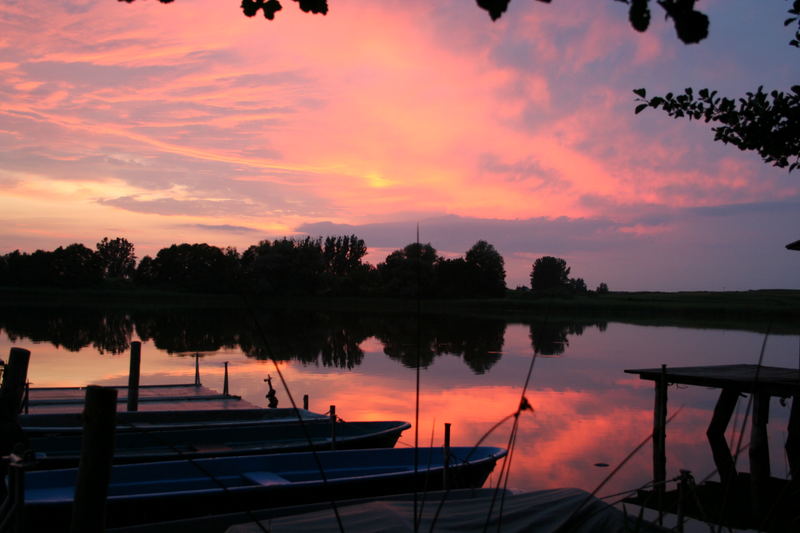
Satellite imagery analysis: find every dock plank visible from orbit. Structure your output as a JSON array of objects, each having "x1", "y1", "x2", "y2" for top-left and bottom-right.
[{"x1": 625, "y1": 364, "x2": 800, "y2": 396}]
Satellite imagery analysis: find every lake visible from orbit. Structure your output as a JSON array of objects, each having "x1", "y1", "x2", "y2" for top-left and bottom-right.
[{"x1": 1, "y1": 305, "x2": 797, "y2": 520}]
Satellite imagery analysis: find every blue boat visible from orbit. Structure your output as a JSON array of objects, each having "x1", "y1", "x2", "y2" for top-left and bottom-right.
[
  {"x1": 22, "y1": 446, "x2": 507, "y2": 530},
  {"x1": 27, "y1": 419, "x2": 411, "y2": 469},
  {"x1": 19, "y1": 407, "x2": 328, "y2": 435}
]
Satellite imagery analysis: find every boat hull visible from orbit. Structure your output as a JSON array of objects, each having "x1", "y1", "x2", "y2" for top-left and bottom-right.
[
  {"x1": 27, "y1": 420, "x2": 411, "y2": 469},
  {"x1": 22, "y1": 446, "x2": 507, "y2": 530}
]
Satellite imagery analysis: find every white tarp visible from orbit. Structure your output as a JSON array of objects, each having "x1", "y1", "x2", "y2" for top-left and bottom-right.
[{"x1": 226, "y1": 488, "x2": 665, "y2": 533}]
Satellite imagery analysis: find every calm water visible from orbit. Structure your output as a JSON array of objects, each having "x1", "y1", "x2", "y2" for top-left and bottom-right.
[{"x1": 2, "y1": 307, "x2": 798, "y2": 504}]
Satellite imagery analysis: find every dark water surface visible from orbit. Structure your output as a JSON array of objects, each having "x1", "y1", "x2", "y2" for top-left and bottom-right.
[{"x1": 2, "y1": 307, "x2": 798, "y2": 505}]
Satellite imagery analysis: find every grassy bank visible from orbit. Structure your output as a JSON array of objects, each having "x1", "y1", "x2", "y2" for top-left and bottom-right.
[{"x1": 1, "y1": 287, "x2": 799, "y2": 333}]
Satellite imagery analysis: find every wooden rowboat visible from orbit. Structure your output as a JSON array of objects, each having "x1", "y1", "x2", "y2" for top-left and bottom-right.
[
  {"x1": 22, "y1": 446, "x2": 507, "y2": 530},
  {"x1": 27, "y1": 419, "x2": 411, "y2": 469},
  {"x1": 19, "y1": 408, "x2": 327, "y2": 435}
]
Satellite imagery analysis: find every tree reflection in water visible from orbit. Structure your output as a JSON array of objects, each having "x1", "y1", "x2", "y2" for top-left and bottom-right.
[
  {"x1": 528, "y1": 320, "x2": 606, "y2": 357},
  {"x1": 0, "y1": 307, "x2": 606, "y2": 371}
]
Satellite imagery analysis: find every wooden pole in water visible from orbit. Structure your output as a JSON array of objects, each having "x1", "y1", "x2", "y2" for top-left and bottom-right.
[
  {"x1": 23, "y1": 381, "x2": 30, "y2": 415},
  {"x1": 653, "y1": 364, "x2": 668, "y2": 523},
  {"x1": 706, "y1": 388, "x2": 739, "y2": 486},
  {"x1": 194, "y1": 353, "x2": 201, "y2": 386},
  {"x1": 126, "y1": 341, "x2": 141, "y2": 412},
  {"x1": 303, "y1": 394, "x2": 309, "y2": 411},
  {"x1": 330, "y1": 405, "x2": 336, "y2": 450},
  {"x1": 70, "y1": 386, "x2": 117, "y2": 533},
  {"x1": 443, "y1": 422, "x2": 451, "y2": 490},
  {"x1": 786, "y1": 393, "x2": 800, "y2": 480},
  {"x1": 0, "y1": 348, "x2": 30, "y2": 415},
  {"x1": 749, "y1": 390, "x2": 771, "y2": 519},
  {"x1": 223, "y1": 362, "x2": 229, "y2": 396}
]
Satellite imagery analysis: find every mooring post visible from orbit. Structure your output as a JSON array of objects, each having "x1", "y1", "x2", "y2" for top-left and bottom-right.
[
  {"x1": 676, "y1": 470, "x2": 691, "y2": 533},
  {"x1": 749, "y1": 390, "x2": 771, "y2": 518},
  {"x1": 330, "y1": 405, "x2": 336, "y2": 450},
  {"x1": 706, "y1": 388, "x2": 739, "y2": 486},
  {"x1": 223, "y1": 362, "x2": 229, "y2": 396},
  {"x1": 653, "y1": 363, "x2": 668, "y2": 523},
  {"x1": 303, "y1": 394, "x2": 309, "y2": 411},
  {"x1": 23, "y1": 382, "x2": 30, "y2": 415},
  {"x1": 126, "y1": 341, "x2": 141, "y2": 412},
  {"x1": 443, "y1": 422, "x2": 451, "y2": 490},
  {"x1": 786, "y1": 392, "x2": 800, "y2": 480},
  {"x1": 70, "y1": 386, "x2": 117, "y2": 533},
  {"x1": 194, "y1": 353, "x2": 201, "y2": 386},
  {"x1": 1, "y1": 348, "x2": 31, "y2": 414}
]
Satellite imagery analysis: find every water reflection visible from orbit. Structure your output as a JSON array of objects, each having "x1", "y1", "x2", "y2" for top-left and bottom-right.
[
  {"x1": 2, "y1": 306, "x2": 799, "y2": 512},
  {"x1": 0, "y1": 307, "x2": 608, "y2": 373}
]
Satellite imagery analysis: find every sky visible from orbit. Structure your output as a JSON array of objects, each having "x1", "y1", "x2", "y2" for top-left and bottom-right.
[{"x1": 1, "y1": 0, "x2": 798, "y2": 290}]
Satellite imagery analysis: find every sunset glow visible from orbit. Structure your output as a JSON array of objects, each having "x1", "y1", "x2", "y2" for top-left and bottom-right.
[{"x1": 1, "y1": 0, "x2": 798, "y2": 289}]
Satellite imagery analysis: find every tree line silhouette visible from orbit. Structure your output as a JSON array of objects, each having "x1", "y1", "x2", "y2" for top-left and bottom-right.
[
  {"x1": 0, "y1": 236, "x2": 493, "y2": 297},
  {"x1": 0, "y1": 236, "x2": 606, "y2": 297}
]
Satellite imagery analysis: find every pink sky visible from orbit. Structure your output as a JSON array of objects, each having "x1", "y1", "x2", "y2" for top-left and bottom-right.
[{"x1": 1, "y1": 0, "x2": 798, "y2": 290}]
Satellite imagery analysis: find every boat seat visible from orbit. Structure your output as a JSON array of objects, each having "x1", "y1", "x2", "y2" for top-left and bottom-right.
[{"x1": 242, "y1": 471, "x2": 290, "y2": 486}]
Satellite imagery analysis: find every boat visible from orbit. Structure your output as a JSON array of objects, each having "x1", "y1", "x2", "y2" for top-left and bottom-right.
[
  {"x1": 26, "y1": 419, "x2": 412, "y2": 469},
  {"x1": 103, "y1": 488, "x2": 669, "y2": 533},
  {"x1": 22, "y1": 446, "x2": 508, "y2": 530},
  {"x1": 19, "y1": 407, "x2": 328, "y2": 435}
]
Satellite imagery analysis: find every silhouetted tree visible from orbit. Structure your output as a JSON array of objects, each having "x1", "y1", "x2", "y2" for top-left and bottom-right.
[
  {"x1": 321, "y1": 235, "x2": 370, "y2": 295},
  {"x1": 134, "y1": 255, "x2": 156, "y2": 285},
  {"x1": 596, "y1": 282, "x2": 610, "y2": 294},
  {"x1": 241, "y1": 237, "x2": 324, "y2": 295},
  {"x1": 378, "y1": 242, "x2": 439, "y2": 297},
  {"x1": 96, "y1": 237, "x2": 136, "y2": 280},
  {"x1": 530, "y1": 256, "x2": 570, "y2": 292},
  {"x1": 50, "y1": 244, "x2": 103, "y2": 287},
  {"x1": 568, "y1": 277, "x2": 588, "y2": 294},
  {"x1": 150, "y1": 243, "x2": 239, "y2": 292},
  {"x1": 465, "y1": 240, "x2": 506, "y2": 297},
  {"x1": 435, "y1": 257, "x2": 475, "y2": 298}
]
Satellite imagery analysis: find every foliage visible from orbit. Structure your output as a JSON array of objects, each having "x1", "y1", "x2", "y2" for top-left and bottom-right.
[
  {"x1": 321, "y1": 235, "x2": 371, "y2": 295},
  {"x1": 122, "y1": 0, "x2": 716, "y2": 44},
  {"x1": 465, "y1": 240, "x2": 507, "y2": 297},
  {"x1": 96, "y1": 237, "x2": 136, "y2": 280},
  {"x1": 568, "y1": 277, "x2": 587, "y2": 294},
  {"x1": 378, "y1": 242, "x2": 439, "y2": 298},
  {"x1": 634, "y1": 1, "x2": 800, "y2": 171},
  {"x1": 597, "y1": 282, "x2": 610, "y2": 294},
  {"x1": 149, "y1": 243, "x2": 240, "y2": 293},
  {"x1": 530, "y1": 256, "x2": 570, "y2": 292},
  {"x1": 241, "y1": 237, "x2": 324, "y2": 296},
  {"x1": 634, "y1": 85, "x2": 800, "y2": 171}
]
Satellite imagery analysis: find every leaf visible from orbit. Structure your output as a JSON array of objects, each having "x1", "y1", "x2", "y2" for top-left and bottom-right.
[
  {"x1": 634, "y1": 104, "x2": 648, "y2": 114},
  {"x1": 785, "y1": 17, "x2": 797, "y2": 26},
  {"x1": 633, "y1": 88, "x2": 647, "y2": 98}
]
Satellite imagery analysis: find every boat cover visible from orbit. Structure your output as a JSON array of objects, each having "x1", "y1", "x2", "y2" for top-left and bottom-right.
[{"x1": 225, "y1": 487, "x2": 667, "y2": 532}]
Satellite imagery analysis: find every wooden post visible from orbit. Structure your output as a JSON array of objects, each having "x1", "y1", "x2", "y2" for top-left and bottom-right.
[
  {"x1": 786, "y1": 392, "x2": 800, "y2": 480},
  {"x1": 653, "y1": 364, "x2": 668, "y2": 522},
  {"x1": 706, "y1": 388, "x2": 739, "y2": 485},
  {"x1": 194, "y1": 353, "x2": 201, "y2": 386},
  {"x1": 443, "y1": 422, "x2": 451, "y2": 490},
  {"x1": 23, "y1": 382, "x2": 30, "y2": 415},
  {"x1": 330, "y1": 405, "x2": 336, "y2": 450},
  {"x1": 749, "y1": 390, "x2": 770, "y2": 519},
  {"x1": 126, "y1": 341, "x2": 141, "y2": 412},
  {"x1": 303, "y1": 394, "x2": 309, "y2": 411},
  {"x1": 70, "y1": 386, "x2": 117, "y2": 533},
  {"x1": 0, "y1": 348, "x2": 31, "y2": 414},
  {"x1": 223, "y1": 362, "x2": 229, "y2": 397}
]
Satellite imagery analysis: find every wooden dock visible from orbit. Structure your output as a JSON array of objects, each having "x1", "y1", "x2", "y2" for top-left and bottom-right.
[{"x1": 624, "y1": 364, "x2": 800, "y2": 530}]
